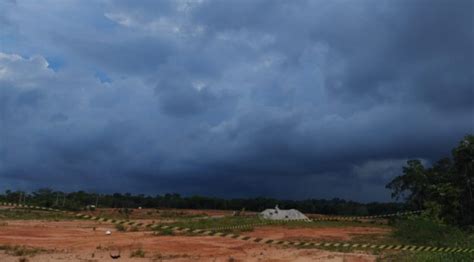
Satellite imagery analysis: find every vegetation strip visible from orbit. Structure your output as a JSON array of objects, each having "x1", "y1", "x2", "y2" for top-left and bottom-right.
[
  {"x1": 4, "y1": 202, "x2": 416, "y2": 231},
  {"x1": 310, "y1": 210, "x2": 423, "y2": 221},
  {"x1": 203, "y1": 210, "x2": 424, "y2": 231}
]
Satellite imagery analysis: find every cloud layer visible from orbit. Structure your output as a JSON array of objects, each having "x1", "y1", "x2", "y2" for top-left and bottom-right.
[{"x1": 1, "y1": 0, "x2": 473, "y2": 201}]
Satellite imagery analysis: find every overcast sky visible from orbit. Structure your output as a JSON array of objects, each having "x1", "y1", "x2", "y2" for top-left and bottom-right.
[{"x1": 0, "y1": 0, "x2": 473, "y2": 202}]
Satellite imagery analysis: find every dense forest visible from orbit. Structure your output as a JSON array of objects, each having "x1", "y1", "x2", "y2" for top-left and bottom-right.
[{"x1": 0, "y1": 188, "x2": 406, "y2": 216}]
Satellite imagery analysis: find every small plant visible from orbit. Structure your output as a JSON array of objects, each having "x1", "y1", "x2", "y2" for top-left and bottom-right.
[
  {"x1": 130, "y1": 248, "x2": 146, "y2": 258},
  {"x1": 151, "y1": 252, "x2": 189, "y2": 261},
  {"x1": 85, "y1": 205, "x2": 96, "y2": 211},
  {"x1": 118, "y1": 208, "x2": 133, "y2": 218},
  {"x1": 115, "y1": 224, "x2": 126, "y2": 232},
  {"x1": 129, "y1": 226, "x2": 139, "y2": 232},
  {"x1": 155, "y1": 228, "x2": 174, "y2": 236},
  {"x1": 152, "y1": 252, "x2": 163, "y2": 261}
]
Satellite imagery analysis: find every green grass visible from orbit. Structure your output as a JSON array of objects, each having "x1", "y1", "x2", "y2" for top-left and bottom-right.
[
  {"x1": 0, "y1": 209, "x2": 75, "y2": 220},
  {"x1": 391, "y1": 217, "x2": 473, "y2": 247},
  {"x1": 154, "y1": 216, "x2": 263, "y2": 235},
  {"x1": 281, "y1": 219, "x2": 390, "y2": 229},
  {"x1": 378, "y1": 217, "x2": 474, "y2": 261},
  {"x1": 164, "y1": 216, "x2": 261, "y2": 229},
  {"x1": 379, "y1": 252, "x2": 473, "y2": 262},
  {"x1": 154, "y1": 228, "x2": 175, "y2": 236},
  {"x1": 172, "y1": 216, "x2": 388, "y2": 230}
]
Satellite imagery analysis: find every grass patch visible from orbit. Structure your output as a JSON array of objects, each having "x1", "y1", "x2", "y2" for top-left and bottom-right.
[
  {"x1": 391, "y1": 217, "x2": 473, "y2": 247},
  {"x1": 114, "y1": 223, "x2": 126, "y2": 232},
  {"x1": 378, "y1": 217, "x2": 474, "y2": 261},
  {"x1": 0, "y1": 209, "x2": 75, "y2": 220},
  {"x1": 0, "y1": 245, "x2": 45, "y2": 257},
  {"x1": 150, "y1": 216, "x2": 263, "y2": 236},
  {"x1": 379, "y1": 251, "x2": 473, "y2": 262},
  {"x1": 162, "y1": 216, "x2": 261, "y2": 232},
  {"x1": 154, "y1": 228, "x2": 175, "y2": 236},
  {"x1": 130, "y1": 248, "x2": 146, "y2": 258},
  {"x1": 282, "y1": 219, "x2": 390, "y2": 229},
  {"x1": 151, "y1": 252, "x2": 189, "y2": 261},
  {"x1": 157, "y1": 216, "x2": 390, "y2": 238}
]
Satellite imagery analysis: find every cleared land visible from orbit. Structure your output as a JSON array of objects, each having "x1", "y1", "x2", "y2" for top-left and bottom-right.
[
  {"x1": 0, "y1": 207, "x2": 472, "y2": 261},
  {"x1": 0, "y1": 219, "x2": 379, "y2": 261},
  {"x1": 0, "y1": 208, "x2": 384, "y2": 261}
]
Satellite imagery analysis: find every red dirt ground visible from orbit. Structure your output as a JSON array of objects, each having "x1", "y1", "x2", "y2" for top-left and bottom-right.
[{"x1": 0, "y1": 220, "x2": 383, "y2": 261}]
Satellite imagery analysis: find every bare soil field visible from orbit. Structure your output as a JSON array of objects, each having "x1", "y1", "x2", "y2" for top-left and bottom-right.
[{"x1": 0, "y1": 219, "x2": 381, "y2": 261}]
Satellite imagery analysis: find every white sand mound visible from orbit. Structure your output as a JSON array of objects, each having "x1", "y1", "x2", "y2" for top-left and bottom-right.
[{"x1": 260, "y1": 205, "x2": 309, "y2": 221}]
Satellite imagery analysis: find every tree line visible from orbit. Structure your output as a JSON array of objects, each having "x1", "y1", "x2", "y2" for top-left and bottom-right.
[
  {"x1": 0, "y1": 188, "x2": 406, "y2": 216},
  {"x1": 2, "y1": 134, "x2": 470, "y2": 223}
]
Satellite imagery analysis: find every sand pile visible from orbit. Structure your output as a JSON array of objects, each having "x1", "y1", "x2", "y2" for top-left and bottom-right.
[{"x1": 260, "y1": 205, "x2": 309, "y2": 221}]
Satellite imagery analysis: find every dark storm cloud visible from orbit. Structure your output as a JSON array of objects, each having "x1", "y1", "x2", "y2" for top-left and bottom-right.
[
  {"x1": 191, "y1": 0, "x2": 474, "y2": 111},
  {"x1": 0, "y1": 0, "x2": 472, "y2": 201}
]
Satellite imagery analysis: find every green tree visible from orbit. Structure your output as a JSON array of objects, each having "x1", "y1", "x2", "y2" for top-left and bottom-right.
[
  {"x1": 451, "y1": 135, "x2": 474, "y2": 225},
  {"x1": 386, "y1": 134, "x2": 474, "y2": 226},
  {"x1": 386, "y1": 159, "x2": 428, "y2": 209}
]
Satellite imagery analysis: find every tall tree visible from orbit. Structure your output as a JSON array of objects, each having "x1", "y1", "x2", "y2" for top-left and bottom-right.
[{"x1": 386, "y1": 134, "x2": 474, "y2": 226}]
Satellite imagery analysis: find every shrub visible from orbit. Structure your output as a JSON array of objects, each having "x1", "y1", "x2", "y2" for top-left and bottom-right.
[
  {"x1": 115, "y1": 224, "x2": 126, "y2": 232},
  {"x1": 130, "y1": 248, "x2": 146, "y2": 258}
]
